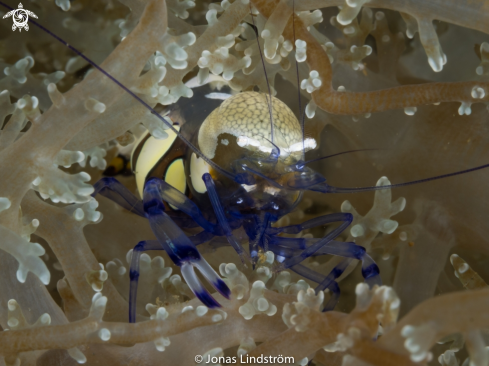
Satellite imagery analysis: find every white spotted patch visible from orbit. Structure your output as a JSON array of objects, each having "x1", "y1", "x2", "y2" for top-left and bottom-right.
[{"x1": 198, "y1": 92, "x2": 313, "y2": 159}]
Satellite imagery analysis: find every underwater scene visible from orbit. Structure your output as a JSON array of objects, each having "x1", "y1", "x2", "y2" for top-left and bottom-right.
[{"x1": 0, "y1": 0, "x2": 488, "y2": 365}]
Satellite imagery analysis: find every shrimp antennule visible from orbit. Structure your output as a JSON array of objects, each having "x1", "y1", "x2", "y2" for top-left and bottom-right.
[
  {"x1": 299, "y1": 148, "x2": 385, "y2": 168},
  {"x1": 312, "y1": 162, "x2": 489, "y2": 193},
  {"x1": 248, "y1": 3, "x2": 275, "y2": 144}
]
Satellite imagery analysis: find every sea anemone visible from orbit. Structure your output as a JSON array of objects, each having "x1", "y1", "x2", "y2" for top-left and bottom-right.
[{"x1": 0, "y1": 0, "x2": 488, "y2": 365}]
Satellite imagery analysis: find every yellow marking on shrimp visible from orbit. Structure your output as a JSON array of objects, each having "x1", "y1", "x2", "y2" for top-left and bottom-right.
[
  {"x1": 132, "y1": 126, "x2": 180, "y2": 198},
  {"x1": 165, "y1": 158, "x2": 186, "y2": 209}
]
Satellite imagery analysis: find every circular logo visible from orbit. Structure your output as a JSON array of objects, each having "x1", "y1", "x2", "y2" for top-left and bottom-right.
[
  {"x1": 2, "y1": 3, "x2": 38, "y2": 32},
  {"x1": 12, "y1": 9, "x2": 28, "y2": 29}
]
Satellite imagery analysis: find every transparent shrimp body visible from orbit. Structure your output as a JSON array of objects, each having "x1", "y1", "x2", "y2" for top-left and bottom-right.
[{"x1": 183, "y1": 92, "x2": 380, "y2": 302}]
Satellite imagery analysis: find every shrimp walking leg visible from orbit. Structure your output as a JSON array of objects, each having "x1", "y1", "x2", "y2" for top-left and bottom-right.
[
  {"x1": 93, "y1": 177, "x2": 230, "y2": 321},
  {"x1": 93, "y1": 177, "x2": 145, "y2": 217},
  {"x1": 203, "y1": 173, "x2": 250, "y2": 263},
  {"x1": 143, "y1": 178, "x2": 230, "y2": 307},
  {"x1": 128, "y1": 240, "x2": 162, "y2": 322},
  {"x1": 278, "y1": 213, "x2": 354, "y2": 269}
]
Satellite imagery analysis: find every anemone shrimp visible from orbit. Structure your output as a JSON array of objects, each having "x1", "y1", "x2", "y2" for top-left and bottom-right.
[
  {"x1": 82, "y1": 1, "x2": 489, "y2": 322},
  {"x1": 2, "y1": 0, "x2": 488, "y2": 336},
  {"x1": 93, "y1": 87, "x2": 387, "y2": 321}
]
